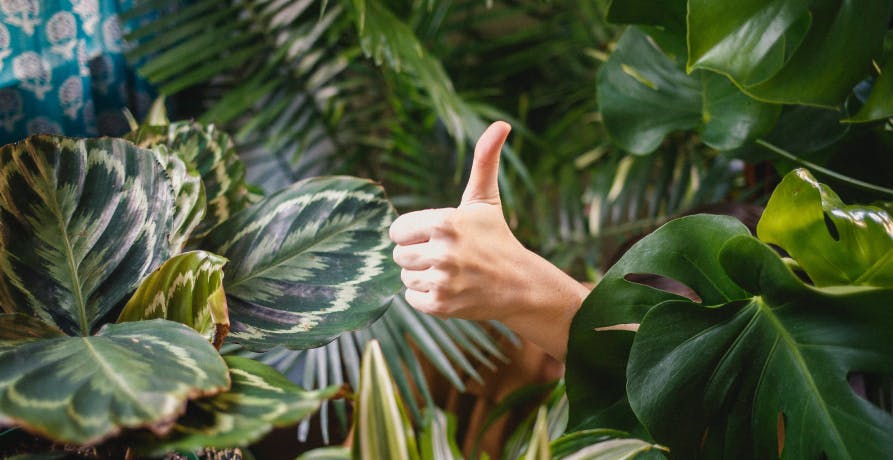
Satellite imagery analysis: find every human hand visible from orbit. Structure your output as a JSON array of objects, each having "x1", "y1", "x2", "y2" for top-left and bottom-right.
[{"x1": 389, "y1": 122, "x2": 590, "y2": 360}]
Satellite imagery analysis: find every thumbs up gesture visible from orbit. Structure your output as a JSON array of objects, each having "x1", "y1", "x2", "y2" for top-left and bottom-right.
[{"x1": 389, "y1": 122, "x2": 590, "y2": 360}]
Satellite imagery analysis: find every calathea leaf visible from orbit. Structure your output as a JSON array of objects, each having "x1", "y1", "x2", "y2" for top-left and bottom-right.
[
  {"x1": 688, "y1": 0, "x2": 892, "y2": 107},
  {"x1": 565, "y1": 215, "x2": 750, "y2": 433},
  {"x1": 0, "y1": 319, "x2": 229, "y2": 445},
  {"x1": 0, "y1": 313, "x2": 64, "y2": 351},
  {"x1": 139, "y1": 356, "x2": 339, "y2": 455},
  {"x1": 757, "y1": 168, "x2": 893, "y2": 287},
  {"x1": 597, "y1": 27, "x2": 779, "y2": 154},
  {"x1": 627, "y1": 235, "x2": 893, "y2": 458},
  {"x1": 149, "y1": 144, "x2": 206, "y2": 252},
  {"x1": 129, "y1": 120, "x2": 254, "y2": 238},
  {"x1": 0, "y1": 135, "x2": 175, "y2": 336},
  {"x1": 202, "y1": 176, "x2": 401, "y2": 351},
  {"x1": 117, "y1": 251, "x2": 230, "y2": 349}
]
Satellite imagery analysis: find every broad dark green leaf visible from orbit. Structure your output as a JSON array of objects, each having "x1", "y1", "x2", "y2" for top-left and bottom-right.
[
  {"x1": 606, "y1": 0, "x2": 686, "y2": 34},
  {"x1": 0, "y1": 135, "x2": 175, "y2": 336},
  {"x1": 689, "y1": 0, "x2": 892, "y2": 107},
  {"x1": 597, "y1": 28, "x2": 778, "y2": 154},
  {"x1": 141, "y1": 356, "x2": 339, "y2": 455},
  {"x1": 757, "y1": 168, "x2": 893, "y2": 287},
  {"x1": 354, "y1": 340, "x2": 419, "y2": 460},
  {"x1": 117, "y1": 251, "x2": 230, "y2": 348},
  {"x1": 846, "y1": 57, "x2": 893, "y2": 123},
  {"x1": 687, "y1": 0, "x2": 810, "y2": 86},
  {"x1": 628, "y1": 235, "x2": 893, "y2": 458},
  {"x1": 202, "y1": 176, "x2": 400, "y2": 351},
  {"x1": 566, "y1": 215, "x2": 750, "y2": 432},
  {"x1": 0, "y1": 320, "x2": 229, "y2": 445},
  {"x1": 0, "y1": 314, "x2": 64, "y2": 351}
]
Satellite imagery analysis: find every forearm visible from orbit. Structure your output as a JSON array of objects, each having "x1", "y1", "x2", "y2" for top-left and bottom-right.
[{"x1": 498, "y1": 248, "x2": 590, "y2": 362}]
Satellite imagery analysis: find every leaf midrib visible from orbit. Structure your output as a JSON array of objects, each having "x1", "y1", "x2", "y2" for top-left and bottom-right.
[
  {"x1": 82, "y1": 336, "x2": 154, "y2": 418},
  {"x1": 756, "y1": 298, "x2": 849, "y2": 458}
]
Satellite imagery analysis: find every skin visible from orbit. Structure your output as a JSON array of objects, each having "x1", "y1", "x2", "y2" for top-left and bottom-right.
[{"x1": 389, "y1": 121, "x2": 592, "y2": 362}]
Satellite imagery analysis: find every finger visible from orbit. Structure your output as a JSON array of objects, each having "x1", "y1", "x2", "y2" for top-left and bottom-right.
[
  {"x1": 389, "y1": 208, "x2": 454, "y2": 245},
  {"x1": 392, "y1": 244, "x2": 434, "y2": 270},
  {"x1": 461, "y1": 121, "x2": 511, "y2": 206},
  {"x1": 400, "y1": 268, "x2": 431, "y2": 292},
  {"x1": 403, "y1": 289, "x2": 445, "y2": 317}
]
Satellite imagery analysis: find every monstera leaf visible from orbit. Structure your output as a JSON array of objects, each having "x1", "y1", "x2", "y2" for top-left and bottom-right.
[
  {"x1": 846, "y1": 56, "x2": 893, "y2": 123},
  {"x1": 0, "y1": 319, "x2": 229, "y2": 445},
  {"x1": 757, "y1": 168, "x2": 893, "y2": 287},
  {"x1": 202, "y1": 176, "x2": 400, "y2": 350},
  {"x1": 140, "y1": 356, "x2": 339, "y2": 455},
  {"x1": 117, "y1": 251, "x2": 230, "y2": 348},
  {"x1": 598, "y1": 27, "x2": 779, "y2": 154},
  {"x1": 687, "y1": 0, "x2": 892, "y2": 107},
  {"x1": 627, "y1": 235, "x2": 893, "y2": 458},
  {"x1": 566, "y1": 215, "x2": 750, "y2": 432},
  {"x1": 0, "y1": 135, "x2": 175, "y2": 336}
]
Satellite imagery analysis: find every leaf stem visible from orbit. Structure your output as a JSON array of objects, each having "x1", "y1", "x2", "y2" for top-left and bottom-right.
[{"x1": 755, "y1": 139, "x2": 893, "y2": 198}]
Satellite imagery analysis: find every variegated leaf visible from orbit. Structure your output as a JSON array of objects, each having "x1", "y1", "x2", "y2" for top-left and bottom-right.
[
  {"x1": 0, "y1": 135, "x2": 175, "y2": 336},
  {"x1": 140, "y1": 356, "x2": 339, "y2": 455},
  {"x1": 0, "y1": 319, "x2": 230, "y2": 445},
  {"x1": 0, "y1": 313, "x2": 64, "y2": 352},
  {"x1": 202, "y1": 176, "x2": 400, "y2": 351},
  {"x1": 117, "y1": 251, "x2": 229, "y2": 349},
  {"x1": 129, "y1": 121, "x2": 254, "y2": 238},
  {"x1": 150, "y1": 145, "x2": 206, "y2": 252}
]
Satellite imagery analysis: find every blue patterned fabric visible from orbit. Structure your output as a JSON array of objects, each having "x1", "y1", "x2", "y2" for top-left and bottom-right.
[{"x1": 0, "y1": 0, "x2": 153, "y2": 144}]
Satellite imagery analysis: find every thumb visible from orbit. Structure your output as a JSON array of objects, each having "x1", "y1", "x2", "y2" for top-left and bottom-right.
[{"x1": 460, "y1": 121, "x2": 511, "y2": 206}]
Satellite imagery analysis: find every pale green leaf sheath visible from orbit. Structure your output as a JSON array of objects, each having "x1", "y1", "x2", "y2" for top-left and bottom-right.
[
  {"x1": 0, "y1": 135, "x2": 176, "y2": 335},
  {"x1": 117, "y1": 250, "x2": 229, "y2": 348},
  {"x1": 0, "y1": 319, "x2": 229, "y2": 445},
  {"x1": 203, "y1": 176, "x2": 401, "y2": 351}
]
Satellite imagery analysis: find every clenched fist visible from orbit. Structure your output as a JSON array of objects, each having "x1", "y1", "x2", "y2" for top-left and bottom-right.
[{"x1": 389, "y1": 121, "x2": 590, "y2": 361}]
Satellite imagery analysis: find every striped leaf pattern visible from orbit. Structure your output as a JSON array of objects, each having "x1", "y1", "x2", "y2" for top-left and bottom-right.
[
  {"x1": 0, "y1": 135, "x2": 175, "y2": 336},
  {"x1": 149, "y1": 145, "x2": 207, "y2": 252},
  {"x1": 141, "y1": 356, "x2": 339, "y2": 455},
  {"x1": 0, "y1": 319, "x2": 230, "y2": 445},
  {"x1": 129, "y1": 121, "x2": 254, "y2": 238},
  {"x1": 117, "y1": 251, "x2": 229, "y2": 349},
  {"x1": 0, "y1": 313, "x2": 64, "y2": 352},
  {"x1": 202, "y1": 176, "x2": 400, "y2": 351}
]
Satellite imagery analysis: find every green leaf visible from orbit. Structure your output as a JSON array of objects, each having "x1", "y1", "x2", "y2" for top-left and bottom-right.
[
  {"x1": 202, "y1": 176, "x2": 400, "y2": 351},
  {"x1": 0, "y1": 314, "x2": 64, "y2": 351},
  {"x1": 117, "y1": 251, "x2": 230, "y2": 349},
  {"x1": 688, "y1": 0, "x2": 893, "y2": 107},
  {"x1": 128, "y1": 120, "x2": 254, "y2": 239},
  {"x1": 295, "y1": 447, "x2": 351, "y2": 460},
  {"x1": 627, "y1": 235, "x2": 893, "y2": 458},
  {"x1": 0, "y1": 135, "x2": 175, "y2": 336},
  {"x1": 556, "y1": 439, "x2": 666, "y2": 460},
  {"x1": 597, "y1": 28, "x2": 779, "y2": 154},
  {"x1": 846, "y1": 57, "x2": 893, "y2": 123},
  {"x1": 141, "y1": 356, "x2": 339, "y2": 455},
  {"x1": 148, "y1": 144, "x2": 206, "y2": 251},
  {"x1": 0, "y1": 320, "x2": 229, "y2": 445},
  {"x1": 687, "y1": 0, "x2": 811, "y2": 86},
  {"x1": 354, "y1": 340, "x2": 419, "y2": 460},
  {"x1": 419, "y1": 408, "x2": 464, "y2": 460},
  {"x1": 566, "y1": 215, "x2": 750, "y2": 432},
  {"x1": 757, "y1": 168, "x2": 893, "y2": 287},
  {"x1": 549, "y1": 430, "x2": 636, "y2": 459},
  {"x1": 523, "y1": 407, "x2": 552, "y2": 460}
]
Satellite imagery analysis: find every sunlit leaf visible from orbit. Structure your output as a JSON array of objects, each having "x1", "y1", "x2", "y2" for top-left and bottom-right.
[{"x1": 117, "y1": 251, "x2": 230, "y2": 348}]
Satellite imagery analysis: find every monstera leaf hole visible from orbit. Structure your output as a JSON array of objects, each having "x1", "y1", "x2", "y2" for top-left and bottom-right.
[
  {"x1": 777, "y1": 411, "x2": 786, "y2": 458},
  {"x1": 823, "y1": 212, "x2": 840, "y2": 241},
  {"x1": 847, "y1": 372, "x2": 893, "y2": 414},
  {"x1": 622, "y1": 273, "x2": 703, "y2": 303}
]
